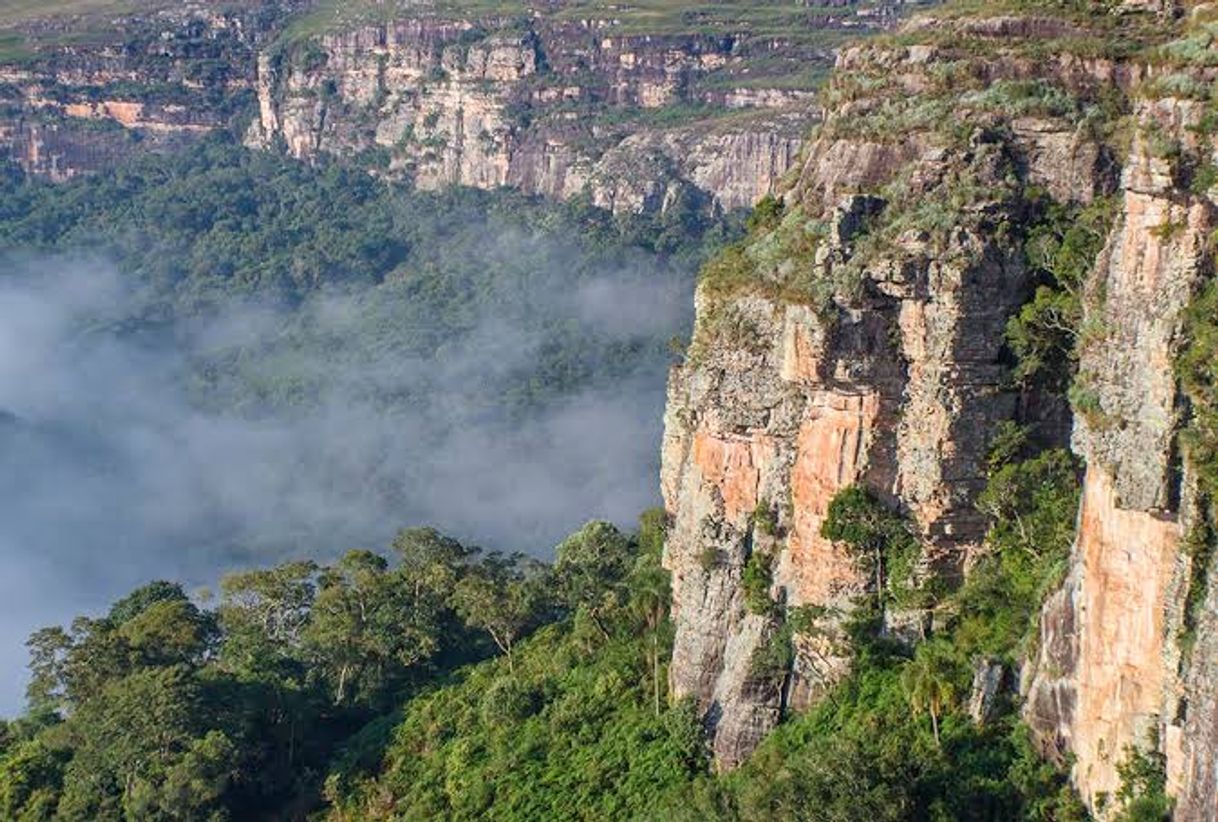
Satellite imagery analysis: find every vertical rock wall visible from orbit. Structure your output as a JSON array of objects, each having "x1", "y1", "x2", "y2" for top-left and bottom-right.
[
  {"x1": 1024, "y1": 94, "x2": 1217, "y2": 814},
  {"x1": 663, "y1": 12, "x2": 1218, "y2": 813},
  {"x1": 662, "y1": 105, "x2": 1039, "y2": 764},
  {"x1": 245, "y1": 20, "x2": 814, "y2": 214}
]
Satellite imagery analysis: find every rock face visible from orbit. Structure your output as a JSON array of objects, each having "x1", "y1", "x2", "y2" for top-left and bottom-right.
[
  {"x1": 660, "y1": 35, "x2": 1084, "y2": 763},
  {"x1": 1023, "y1": 92, "x2": 1217, "y2": 814},
  {"x1": 0, "y1": 4, "x2": 287, "y2": 180},
  {"x1": 661, "y1": 5, "x2": 1218, "y2": 813},
  {"x1": 243, "y1": 18, "x2": 823, "y2": 213},
  {"x1": 0, "y1": 3, "x2": 907, "y2": 213}
]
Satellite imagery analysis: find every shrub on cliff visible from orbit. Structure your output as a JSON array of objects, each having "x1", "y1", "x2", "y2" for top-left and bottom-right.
[
  {"x1": 957, "y1": 448, "x2": 1081, "y2": 662},
  {"x1": 821, "y1": 486, "x2": 924, "y2": 608},
  {"x1": 1008, "y1": 193, "x2": 1116, "y2": 395}
]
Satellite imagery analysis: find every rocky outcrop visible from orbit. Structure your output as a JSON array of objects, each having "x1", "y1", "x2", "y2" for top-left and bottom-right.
[
  {"x1": 243, "y1": 18, "x2": 829, "y2": 213},
  {"x1": 661, "y1": 6, "x2": 1218, "y2": 809},
  {"x1": 1024, "y1": 92, "x2": 1217, "y2": 814},
  {"x1": 0, "y1": 5, "x2": 287, "y2": 178},
  {"x1": 660, "y1": 29, "x2": 1115, "y2": 760}
]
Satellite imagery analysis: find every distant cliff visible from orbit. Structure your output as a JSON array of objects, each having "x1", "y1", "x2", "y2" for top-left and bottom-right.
[
  {"x1": 0, "y1": 1, "x2": 913, "y2": 214},
  {"x1": 660, "y1": 2, "x2": 1218, "y2": 817}
]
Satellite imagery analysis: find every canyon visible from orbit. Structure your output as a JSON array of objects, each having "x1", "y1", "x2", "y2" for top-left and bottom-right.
[{"x1": 5, "y1": 0, "x2": 1218, "y2": 817}]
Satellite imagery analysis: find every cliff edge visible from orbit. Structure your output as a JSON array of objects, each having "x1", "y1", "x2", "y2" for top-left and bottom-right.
[{"x1": 662, "y1": 3, "x2": 1218, "y2": 817}]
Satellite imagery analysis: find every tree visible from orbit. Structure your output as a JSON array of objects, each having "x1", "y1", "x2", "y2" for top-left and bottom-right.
[
  {"x1": 0, "y1": 736, "x2": 68, "y2": 821},
  {"x1": 450, "y1": 554, "x2": 547, "y2": 673},
  {"x1": 56, "y1": 665, "x2": 235, "y2": 820},
  {"x1": 25, "y1": 628, "x2": 70, "y2": 713},
  {"x1": 821, "y1": 486, "x2": 922, "y2": 608},
  {"x1": 1115, "y1": 737, "x2": 1173, "y2": 822},
  {"x1": 629, "y1": 509, "x2": 672, "y2": 715},
  {"x1": 218, "y1": 560, "x2": 317, "y2": 685},
  {"x1": 117, "y1": 598, "x2": 215, "y2": 669},
  {"x1": 900, "y1": 641, "x2": 963, "y2": 746},
  {"x1": 553, "y1": 521, "x2": 634, "y2": 636},
  {"x1": 305, "y1": 550, "x2": 421, "y2": 706},
  {"x1": 106, "y1": 581, "x2": 191, "y2": 625},
  {"x1": 976, "y1": 449, "x2": 1078, "y2": 559},
  {"x1": 391, "y1": 527, "x2": 471, "y2": 602}
]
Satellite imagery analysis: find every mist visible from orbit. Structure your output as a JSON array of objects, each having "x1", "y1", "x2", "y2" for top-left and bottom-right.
[{"x1": 0, "y1": 230, "x2": 693, "y2": 714}]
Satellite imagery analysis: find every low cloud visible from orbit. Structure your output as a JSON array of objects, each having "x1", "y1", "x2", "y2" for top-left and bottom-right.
[{"x1": 0, "y1": 234, "x2": 692, "y2": 713}]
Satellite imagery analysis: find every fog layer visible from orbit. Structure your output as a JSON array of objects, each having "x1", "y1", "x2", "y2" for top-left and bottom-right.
[{"x1": 0, "y1": 231, "x2": 692, "y2": 713}]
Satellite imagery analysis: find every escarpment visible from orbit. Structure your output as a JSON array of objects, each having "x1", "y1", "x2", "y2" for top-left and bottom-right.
[
  {"x1": 662, "y1": 2, "x2": 1218, "y2": 813},
  {"x1": 1023, "y1": 86, "x2": 1218, "y2": 814},
  {"x1": 0, "y1": 2, "x2": 910, "y2": 213},
  {"x1": 243, "y1": 18, "x2": 826, "y2": 213}
]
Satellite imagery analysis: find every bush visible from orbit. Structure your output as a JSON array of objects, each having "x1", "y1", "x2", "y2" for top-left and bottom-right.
[
  {"x1": 1008, "y1": 194, "x2": 1116, "y2": 394},
  {"x1": 749, "y1": 625, "x2": 794, "y2": 680},
  {"x1": 742, "y1": 552, "x2": 775, "y2": 616},
  {"x1": 1115, "y1": 739, "x2": 1173, "y2": 821},
  {"x1": 959, "y1": 449, "x2": 1080, "y2": 661},
  {"x1": 746, "y1": 195, "x2": 784, "y2": 233},
  {"x1": 821, "y1": 486, "x2": 923, "y2": 607},
  {"x1": 752, "y1": 500, "x2": 778, "y2": 537}
]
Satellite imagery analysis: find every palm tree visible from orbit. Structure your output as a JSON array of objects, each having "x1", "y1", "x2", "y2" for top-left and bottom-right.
[
  {"x1": 901, "y1": 641, "x2": 961, "y2": 746},
  {"x1": 628, "y1": 553, "x2": 671, "y2": 716}
]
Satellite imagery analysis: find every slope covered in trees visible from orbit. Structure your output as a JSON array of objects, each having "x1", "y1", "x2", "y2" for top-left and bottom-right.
[{"x1": 0, "y1": 138, "x2": 739, "y2": 718}]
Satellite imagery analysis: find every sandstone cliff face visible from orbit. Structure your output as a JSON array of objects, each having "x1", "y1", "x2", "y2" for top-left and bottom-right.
[
  {"x1": 244, "y1": 18, "x2": 820, "y2": 213},
  {"x1": 1024, "y1": 90, "x2": 1217, "y2": 814},
  {"x1": 660, "y1": 30, "x2": 1120, "y2": 761},
  {"x1": 0, "y1": 5, "x2": 286, "y2": 179},
  {"x1": 662, "y1": 8, "x2": 1218, "y2": 809}
]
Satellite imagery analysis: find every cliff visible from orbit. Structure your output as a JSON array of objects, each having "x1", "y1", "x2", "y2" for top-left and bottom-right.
[
  {"x1": 243, "y1": 16, "x2": 832, "y2": 213},
  {"x1": 1023, "y1": 84, "x2": 1218, "y2": 815},
  {"x1": 0, "y1": 3, "x2": 293, "y2": 180},
  {"x1": 0, "y1": 1, "x2": 911, "y2": 213},
  {"x1": 661, "y1": 2, "x2": 1218, "y2": 815}
]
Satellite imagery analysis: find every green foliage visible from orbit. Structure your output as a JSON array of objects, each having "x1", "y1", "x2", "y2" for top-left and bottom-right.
[
  {"x1": 553, "y1": 521, "x2": 635, "y2": 619},
  {"x1": 0, "y1": 138, "x2": 735, "y2": 425},
  {"x1": 331, "y1": 516, "x2": 694, "y2": 820},
  {"x1": 450, "y1": 553, "x2": 551, "y2": 672},
  {"x1": 2, "y1": 521, "x2": 563, "y2": 819},
  {"x1": 670, "y1": 640, "x2": 1083, "y2": 821},
  {"x1": 696, "y1": 202, "x2": 833, "y2": 323},
  {"x1": 1007, "y1": 194, "x2": 1117, "y2": 393},
  {"x1": 741, "y1": 551, "x2": 775, "y2": 616},
  {"x1": 751, "y1": 500, "x2": 778, "y2": 537},
  {"x1": 1178, "y1": 277, "x2": 1218, "y2": 653},
  {"x1": 986, "y1": 419, "x2": 1032, "y2": 473},
  {"x1": 749, "y1": 624, "x2": 794, "y2": 680},
  {"x1": 1179, "y1": 279, "x2": 1218, "y2": 496},
  {"x1": 1178, "y1": 513, "x2": 1216, "y2": 656},
  {"x1": 334, "y1": 622, "x2": 705, "y2": 820},
  {"x1": 901, "y1": 640, "x2": 965, "y2": 746},
  {"x1": 821, "y1": 486, "x2": 925, "y2": 609},
  {"x1": 746, "y1": 195, "x2": 783, "y2": 233},
  {"x1": 958, "y1": 449, "x2": 1080, "y2": 662},
  {"x1": 1115, "y1": 739, "x2": 1172, "y2": 821}
]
